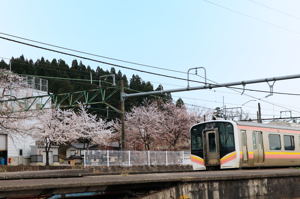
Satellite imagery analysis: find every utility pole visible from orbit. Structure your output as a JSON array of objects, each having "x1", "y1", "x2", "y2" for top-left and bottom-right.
[
  {"x1": 257, "y1": 103, "x2": 262, "y2": 123},
  {"x1": 120, "y1": 80, "x2": 125, "y2": 150}
]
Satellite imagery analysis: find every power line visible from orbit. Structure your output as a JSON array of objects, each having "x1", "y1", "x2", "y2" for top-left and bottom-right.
[
  {"x1": 11, "y1": 57, "x2": 300, "y2": 97},
  {"x1": 1, "y1": 69, "x2": 296, "y2": 117},
  {"x1": 0, "y1": 35, "x2": 207, "y2": 85},
  {"x1": 228, "y1": 86, "x2": 300, "y2": 96},
  {"x1": 197, "y1": 71, "x2": 300, "y2": 113},
  {"x1": 16, "y1": 72, "x2": 300, "y2": 112},
  {"x1": 2, "y1": 33, "x2": 298, "y2": 115},
  {"x1": 3, "y1": 51, "x2": 295, "y2": 113},
  {"x1": 247, "y1": 0, "x2": 300, "y2": 21},
  {"x1": 10, "y1": 64, "x2": 300, "y2": 97},
  {"x1": 2, "y1": 34, "x2": 300, "y2": 114},
  {"x1": 0, "y1": 32, "x2": 188, "y2": 75},
  {"x1": 184, "y1": 103, "x2": 214, "y2": 111},
  {"x1": 124, "y1": 73, "x2": 300, "y2": 114},
  {"x1": 9, "y1": 58, "x2": 185, "y2": 89},
  {"x1": 5, "y1": 69, "x2": 300, "y2": 113},
  {"x1": 201, "y1": 0, "x2": 300, "y2": 36}
]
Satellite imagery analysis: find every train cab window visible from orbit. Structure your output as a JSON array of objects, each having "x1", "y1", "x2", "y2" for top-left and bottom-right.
[
  {"x1": 219, "y1": 123, "x2": 235, "y2": 149},
  {"x1": 268, "y1": 134, "x2": 281, "y2": 150},
  {"x1": 191, "y1": 126, "x2": 204, "y2": 151},
  {"x1": 218, "y1": 123, "x2": 235, "y2": 158},
  {"x1": 284, "y1": 135, "x2": 295, "y2": 151},
  {"x1": 191, "y1": 134, "x2": 203, "y2": 151}
]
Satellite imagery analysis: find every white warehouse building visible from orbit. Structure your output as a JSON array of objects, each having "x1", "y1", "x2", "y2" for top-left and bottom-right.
[{"x1": 0, "y1": 74, "x2": 54, "y2": 165}]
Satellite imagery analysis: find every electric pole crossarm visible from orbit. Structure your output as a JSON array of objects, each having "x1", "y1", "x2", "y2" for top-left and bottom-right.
[{"x1": 122, "y1": 73, "x2": 300, "y2": 99}]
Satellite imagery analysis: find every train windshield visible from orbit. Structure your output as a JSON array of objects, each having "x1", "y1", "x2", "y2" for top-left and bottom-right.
[
  {"x1": 191, "y1": 121, "x2": 235, "y2": 159},
  {"x1": 191, "y1": 129, "x2": 203, "y2": 151}
]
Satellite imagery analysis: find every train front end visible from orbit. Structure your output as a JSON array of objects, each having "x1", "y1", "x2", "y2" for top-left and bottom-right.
[{"x1": 190, "y1": 120, "x2": 240, "y2": 170}]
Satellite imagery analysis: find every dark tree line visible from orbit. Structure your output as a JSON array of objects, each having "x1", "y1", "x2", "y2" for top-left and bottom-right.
[{"x1": 0, "y1": 55, "x2": 176, "y2": 120}]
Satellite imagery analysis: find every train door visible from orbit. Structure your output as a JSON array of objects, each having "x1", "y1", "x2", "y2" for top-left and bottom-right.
[
  {"x1": 241, "y1": 130, "x2": 248, "y2": 163},
  {"x1": 252, "y1": 131, "x2": 264, "y2": 164},
  {"x1": 203, "y1": 128, "x2": 220, "y2": 167}
]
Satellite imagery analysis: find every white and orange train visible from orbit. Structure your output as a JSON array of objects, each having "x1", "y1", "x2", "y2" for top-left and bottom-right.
[{"x1": 190, "y1": 120, "x2": 300, "y2": 170}]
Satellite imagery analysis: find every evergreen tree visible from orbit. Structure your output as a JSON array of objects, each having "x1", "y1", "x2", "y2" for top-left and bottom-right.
[
  {"x1": 176, "y1": 98, "x2": 184, "y2": 108},
  {"x1": 0, "y1": 56, "x2": 177, "y2": 121}
]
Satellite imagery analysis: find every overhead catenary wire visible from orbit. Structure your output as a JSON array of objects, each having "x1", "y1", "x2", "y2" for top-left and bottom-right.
[
  {"x1": 0, "y1": 35, "x2": 208, "y2": 85},
  {"x1": 6, "y1": 61, "x2": 300, "y2": 97},
  {"x1": 11, "y1": 72, "x2": 300, "y2": 112},
  {"x1": 247, "y1": 0, "x2": 300, "y2": 21},
  {"x1": 201, "y1": 0, "x2": 300, "y2": 36},
  {"x1": 9, "y1": 58, "x2": 300, "y2": 98},
  {"x1": 2, "y1": 64, "x2": 299, "y2": 114},
  {"x1": 1, "y1": 67, "x2": 298, "y2": 117},
  {"x1": 1, "y1": 35, "x2": 300, "y2": 113},
  {"x1": 1, "y1": 39, "x2": 297, "y2": 113},
  {"x1": 5, "y1": 56, "x2": 269, "y2": 109},
  {"x1": 9, "y1": 58, "x2": 188, "y2": 88},
  {"x1": 123, "y1": 73, "x2": 300, "y2": 114},
  {"x1": 0, "y1": 32, "x2": 187, "y2": 75}
]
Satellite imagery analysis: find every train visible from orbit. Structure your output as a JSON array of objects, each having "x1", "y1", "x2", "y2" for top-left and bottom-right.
[{"x1": 190, "y1": 120, "x2": 300, "y2": 170}]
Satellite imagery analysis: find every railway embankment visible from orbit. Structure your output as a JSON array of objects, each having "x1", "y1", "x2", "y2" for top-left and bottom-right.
[{"x1": 0, "y1": 168, "x2": 300, "y2": 198}]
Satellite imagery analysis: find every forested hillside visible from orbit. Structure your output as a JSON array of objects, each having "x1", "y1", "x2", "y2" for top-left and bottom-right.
[{"x1": 0, "y1": 55, "x2": 173, "y2": 120}]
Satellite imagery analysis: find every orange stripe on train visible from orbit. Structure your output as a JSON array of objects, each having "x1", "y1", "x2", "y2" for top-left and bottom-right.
[
  {"x1": 220, "y1": 152, "x2": 237, "y2": 164},
  {"x1": 265, "y1": 152, "x2": 300, "y2": 159},
  {"x1": 240, "y1": 151, "x2": 254, "y2": 159},
  {"x1": 190, "y1": 155, "x2": 204, "y2": 165}
]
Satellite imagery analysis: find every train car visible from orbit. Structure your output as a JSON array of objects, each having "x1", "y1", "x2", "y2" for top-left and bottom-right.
[{"x1": 190, "y1": 120, "x2": 300, "y2": 170}]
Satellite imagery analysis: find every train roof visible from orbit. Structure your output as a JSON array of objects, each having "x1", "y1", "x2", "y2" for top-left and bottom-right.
[
  {"x1": 236, "y1": 121, "x2": 300, "y2": 131},
  {"x1": 193, "y1": 120, "x2": 300, "y2": 131}
]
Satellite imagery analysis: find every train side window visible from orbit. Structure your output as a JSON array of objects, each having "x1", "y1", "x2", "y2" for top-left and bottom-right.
[
  {"x1": 284, "y1": 135, "x2": 295, "y2": 151},
  {"x1": 241, "y1": 130, "x2": 247, "y2": 147},
  {"x1": 268, "y1": 134, "x2": 281, "y2": 150},
  {"x1": 252, "y1": 132, "x2": 257, "y2": 150}
]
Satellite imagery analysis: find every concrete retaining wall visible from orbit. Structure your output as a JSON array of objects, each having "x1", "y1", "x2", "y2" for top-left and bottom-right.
[
  {"x1": 142, "y1": 177, "x2": 300, "y2": 199},
  {"x1": 0, "y1": 165, "x2": 193, "y2": 176}
]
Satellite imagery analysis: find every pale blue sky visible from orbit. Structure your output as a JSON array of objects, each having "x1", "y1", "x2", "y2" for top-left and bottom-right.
[{"x1": 1, "y1": 0, "x2": 300, "y2": 119}]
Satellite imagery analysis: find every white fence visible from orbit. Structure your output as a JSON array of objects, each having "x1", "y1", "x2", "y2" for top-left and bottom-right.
[{"x1": 84, "y1": 150, "x2": 191, "y2": 167}]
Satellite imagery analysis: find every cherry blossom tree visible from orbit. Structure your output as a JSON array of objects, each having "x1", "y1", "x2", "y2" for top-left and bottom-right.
[
  {"x1": 124, "y1": 101, "x2": 165, "y2": 150},
  {"x1": 0, "y1": 69, "x2": 33, "y2": 134},
  {"x1": 117, "y1": 100, "x2": 203, "y2": 150},
  {"x1": 159, "y1": 103, "x2": 199, "y2": 150},
  {"x1": 71, "y1": 105, "x2": 114, "y2": 150},
  {"x1": 34, "y1": 106, "x2": 114, "y2": 165},
  {"x1": 33, "y1": 108, "x2": 78, "y2": 166},
  {"x1": 0, "y1": 69, "x2": 25, "y2": 98}
]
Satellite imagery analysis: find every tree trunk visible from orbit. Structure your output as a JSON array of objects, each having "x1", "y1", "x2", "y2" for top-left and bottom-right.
[
  {"x1": 45, "y1": 143, "x2": 51, "y2": 166},
  {"x1": 145, "y1": 142, "x2": 150, "y2": 150},
  {"x1": 45, "y1": 146, "x2": 49, "y2": 166}
]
